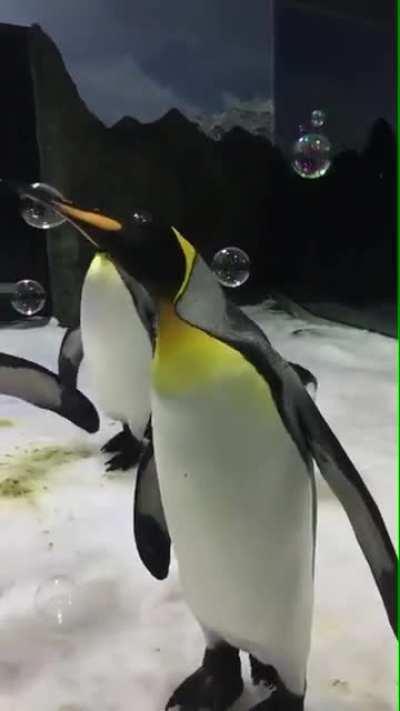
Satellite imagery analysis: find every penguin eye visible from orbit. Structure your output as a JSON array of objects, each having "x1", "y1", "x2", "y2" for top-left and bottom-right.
[{"x1": 132, "y1": 209, "x2": 153, "y2": 226}]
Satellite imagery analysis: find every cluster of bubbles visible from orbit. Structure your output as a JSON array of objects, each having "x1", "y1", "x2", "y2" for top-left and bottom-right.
[
  {"x1": 7, "y1": 183, "x2": 67, "y2": 316},
  {"x1": 15, "y1": 180, "x2": 251, "y2": 316},
  {"x1": 202, "y1": 115, "x2": 330, "y2": 283},
  {"x1": 292, "y1": 109, "x2": 331, "y2": 180}
]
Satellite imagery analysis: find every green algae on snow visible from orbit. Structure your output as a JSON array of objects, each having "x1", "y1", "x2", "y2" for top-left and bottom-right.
[
  {"x1": 0, "y1": 419, "x2": 14, "y2": 428},
  {"x1": 0, "y1": 444, "x2": 93, "y2": 500}
]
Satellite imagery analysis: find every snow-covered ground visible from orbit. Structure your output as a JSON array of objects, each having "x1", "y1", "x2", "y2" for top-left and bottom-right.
[{"x1": 0, "y1": 306, "x2": 396, "y2": 711}]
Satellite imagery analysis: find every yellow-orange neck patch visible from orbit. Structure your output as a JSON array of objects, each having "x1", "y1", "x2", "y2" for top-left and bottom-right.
[
  {"x1": 153, "y1": 301, "x2": 248, "y2": 395},
  {"x1": 172, "y1": 227, "x2": 197, "y2": 303}
]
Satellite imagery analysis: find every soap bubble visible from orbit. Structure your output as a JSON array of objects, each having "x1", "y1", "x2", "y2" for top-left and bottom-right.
[
  {"x1": 298, "y1": 123, "x2": 307, "y2": 135},
  {"x1": 35, "y1": 575, "x2": 75, "y2": 629},
  {"x1": 11, "y1": 280, "x2": 46, "y2": 316},
  {"x1": 211, "y1": 247, "x2": 250, "y2": 287},
  {"x1": 292, "y1": 133, "x2": 331, "y2": 179},
  {"x1": 311, "y1": 109, "x2": 326, "y2": 129},
  {"x1": 132, "y1": 209, "x2": 153, "y2": 225},
  {"x1": 20, "y1": 183, "x2": 66, "y2": 229}
]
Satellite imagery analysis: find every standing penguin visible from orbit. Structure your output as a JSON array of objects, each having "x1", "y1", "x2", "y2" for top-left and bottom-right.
[
  {"x1": 57, "y1": 226, "x2": 155, "y2": 470},
  {"x1": 58, "y1": 266, "x2": 317, "y2": 472},
  {"x1": 6, "y1": 185, "x2": 396, "y2": 711},
  {"x1": 55, "y1": 203, "x2": 316, "y2": 471}
]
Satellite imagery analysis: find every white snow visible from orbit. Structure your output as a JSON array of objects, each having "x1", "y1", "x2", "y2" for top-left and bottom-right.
[{"x1": 0, "y1": 308, "x2": 396, "y2": 711}]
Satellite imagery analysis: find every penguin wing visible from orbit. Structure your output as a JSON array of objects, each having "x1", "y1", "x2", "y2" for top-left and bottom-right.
[
  {"x1": 297, "y1": 388, "x2": 397, "y2": 636},
  {"x1": 0, "y1": 352, "x2": 99, "y2": 433},
  {"x1": 134, "y1": 431, "x2": 171, "y2": 580},
  {"x1": 289, "y1": 361, "x2": 318, "y2": 399},
  {"x1": 115, "y1": 264, "x2": 156, "y2": 346},
  {"x1": 58, "y1": 327, "x2": 84, "y2": 388}
]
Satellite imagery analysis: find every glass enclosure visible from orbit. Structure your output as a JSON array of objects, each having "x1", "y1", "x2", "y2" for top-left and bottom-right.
[{"x1": 0, "y1": 4, "x2": 396, "y2": 711}]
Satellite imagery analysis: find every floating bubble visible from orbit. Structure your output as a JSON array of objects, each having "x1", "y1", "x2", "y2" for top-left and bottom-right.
[
  {"x1": 132, "y1": 209, "x2": 153, "y2": 225},
  {"x1": 11, "y1": 280, "x2": 46, "y2": 316},
  {"x1": 20, "y1": 183, "x2": 66, "y2": 229},
  {"x1": 34, "y1": 575, "x2": 75, "y2": 630},
  {"x1": 298, "y1": 123, "x2": 308, "y2": 135},
  {"x1": 292, "y1": 133, "x2": 332, "y2": 179},
  {"x1": 211, "y1": 247, "x2": 250, "y2": 288},
  {"x1": 310, "y1": 109, "x2": 326, "y2": 129}
]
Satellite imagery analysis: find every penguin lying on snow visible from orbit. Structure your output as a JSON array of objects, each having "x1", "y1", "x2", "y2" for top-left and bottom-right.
[
  {"x1": 6, "y1": 183, "x2": 396, "y2": 711},
  {"x1": 0, "y1": 352, "x2": 99, "y2": 432}
]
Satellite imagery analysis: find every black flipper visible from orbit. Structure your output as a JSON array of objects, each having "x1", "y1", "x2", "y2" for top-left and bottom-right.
[
  {"x1": 298, "y1": 387, "x2": 397, "y2": 636},
  {"x1": 134, "y1": 432, "x2": 170, "y2": 579},
  {"x1": 58, "y1": 326, "x2": 84, "y2": 388},
  {"x1": 114, "y1": 264, "x2": 157, "y2": 347},
  {"x1": 0, "y1": 352, "x2": 99, "y2": 433},
  {"x1": 175, "y1": 251, "x2": 397, "y2": 637},
  {"x1": 289, "y1": 362, "x2": 318, "y2": 398}
]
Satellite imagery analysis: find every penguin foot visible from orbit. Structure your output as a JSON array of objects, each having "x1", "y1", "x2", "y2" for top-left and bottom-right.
[
  {"x1": 105, "y1": 445, "x2": 142, "y2": 471},
  {"x1": 248, "y1": 658, "x2": 304, "y2": 710},
  {"x1": 249, "y1": 656, "x2": 279, "y2": 689},
  {"x1": 248, "y1": 688, "x2": 304, "y2": 711},
  {"x1": 104, "y1": 427, "x2": 143, "y2": 471},
  {"x1": 102, "y1": 428, "x2": 128, "y2": 453},
  {"x1": 166, "y1": 643, "x2": 243, "y2": 711}
]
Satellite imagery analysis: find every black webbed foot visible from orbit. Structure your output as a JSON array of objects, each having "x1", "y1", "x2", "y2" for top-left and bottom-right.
[
  {"x1": 101, "y1": 428, "x2": 128, "y2": 453},
  {"x1": 103, "y1": 426, "x2": 143, "y2": 471},
  {"x1": 248, "y1": 658, "x2": 304, "y2": 711},
  {"x1": 249, "y1": 656, "x2": 279, "y2": 689},
  {"x1": 248, "y1": 690, "x2": 304, "y2": 711},
  {"x1": 166, "y1": 644, "x2": 243, "y2": 711}
]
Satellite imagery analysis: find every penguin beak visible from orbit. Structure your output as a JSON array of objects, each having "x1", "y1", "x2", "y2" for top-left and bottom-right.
[
  {"x1": 52, "y1": 202, "x2": 122, "y2": 235},
  {"x1": 3, "y1": 179, "x2": 186, "y2": 300},
  {"x1": 4, "y1": 180, "x2": 122, "y2": 248}
]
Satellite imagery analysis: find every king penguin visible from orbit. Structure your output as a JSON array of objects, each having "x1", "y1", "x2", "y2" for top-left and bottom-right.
[
  {"x1": 57, "y1": 218, "x2": 155, "y2": 470},
  {"x1": 5, "y1": 184, "x2": 396, "y2": 711}
]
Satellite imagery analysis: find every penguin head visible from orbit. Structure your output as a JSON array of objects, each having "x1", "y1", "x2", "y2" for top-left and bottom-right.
[{"x1": 8, "y1": 182, "x2": 188, "y2": 303}]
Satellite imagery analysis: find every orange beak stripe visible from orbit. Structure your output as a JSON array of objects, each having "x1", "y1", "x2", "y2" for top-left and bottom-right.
[{"x1": 54, "y1": 202, "x2": 122, "y2": 232}]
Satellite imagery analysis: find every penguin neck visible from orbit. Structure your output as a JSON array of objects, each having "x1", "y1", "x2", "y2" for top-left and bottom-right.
[
  {"x1": 153, "y1": 300, "x2": 246, "y2": 395},
  {"x1": 155, "y1": 300, "x2": 204, "y2": 360},
  {"x1": 88, "y1": 251, "x2": 112, "y2": 273}
]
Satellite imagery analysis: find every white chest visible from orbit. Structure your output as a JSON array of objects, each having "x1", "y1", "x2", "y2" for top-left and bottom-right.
[
  {"x1": 80, "y1": 256, "x2": 152, "y2": 434},
  {"x1": 151, "y1": 367, "x2": 314, "y2": 684}
]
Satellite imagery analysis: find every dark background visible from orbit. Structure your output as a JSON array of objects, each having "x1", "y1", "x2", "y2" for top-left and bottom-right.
[
  {"x1": 275, "y1": 1, "x2": 394, "y2": 152},
  {"x1": 0, "y1": 1, "x2": 396, "y2": 333},
  {"x1": 0, "y1": 25, "x2": 49, "y2": 320}
]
